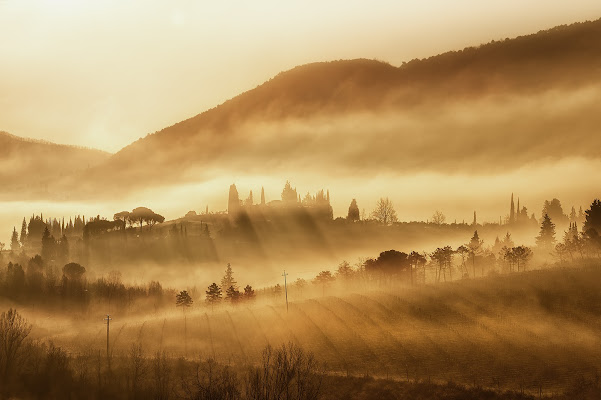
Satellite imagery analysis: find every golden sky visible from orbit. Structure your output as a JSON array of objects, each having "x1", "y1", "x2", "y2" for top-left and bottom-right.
[{"x1": 1, "y1": 0, "x2": 600, "y2": 152}]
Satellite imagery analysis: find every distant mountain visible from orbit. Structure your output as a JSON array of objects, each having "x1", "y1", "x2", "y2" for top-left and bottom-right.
[
  {"x1": 9, "y1": 18, "x2": 601, "y2": 200},
  {"x1": 81, "y1": 18, "x2": 601, "y2": 193},
  {"x1": 0, "y1": 132, "x2": 110, "y2": 199}
]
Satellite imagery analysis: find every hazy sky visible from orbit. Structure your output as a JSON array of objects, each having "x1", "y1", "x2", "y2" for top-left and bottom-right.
[{"x1": 1, "y1": 0, "x2": 600, "y2": 152}]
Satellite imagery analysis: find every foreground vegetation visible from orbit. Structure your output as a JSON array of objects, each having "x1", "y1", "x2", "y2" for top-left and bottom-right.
[
  {"x1": 3, "y1": 302, "x2": 598, "y2": 399},
  {"x1": 2, "y1": 264, "x2": 601, "y2": 399}
]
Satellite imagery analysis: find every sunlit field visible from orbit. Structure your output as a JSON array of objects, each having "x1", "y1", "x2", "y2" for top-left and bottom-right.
[{"x1": 3, "y1": 264, "x2": 596, "y2": 397}]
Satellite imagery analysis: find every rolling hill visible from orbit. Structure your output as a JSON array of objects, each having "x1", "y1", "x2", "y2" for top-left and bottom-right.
[
  {"x1": 80, "y1": 18, "x2": 601, "y2": 192},
  {"x1": 0, "y1": 132, "x2": 110, "y2": 200},
  {"x1": 4, "y1": 18, "x2": 601, "y2": 201}
]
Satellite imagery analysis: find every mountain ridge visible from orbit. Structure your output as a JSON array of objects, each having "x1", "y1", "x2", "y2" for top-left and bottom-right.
[
  {"x1": 4, "y1": 17, "x2": 601, "y2": 199},
  {"x1": 113, "y1": 17, "x2": 601, "y2": 156},
  {"x1": 0, "y1": 131, "x2": 111, "y2": 155}
]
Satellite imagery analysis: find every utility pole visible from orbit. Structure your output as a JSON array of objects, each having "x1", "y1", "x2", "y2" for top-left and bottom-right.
[
  {"x1": 104, "y1": 314, "x2": 112, "y2": 369},
  {"x1": 282, "y1": 270, "x2": 289, "y2": 313}
]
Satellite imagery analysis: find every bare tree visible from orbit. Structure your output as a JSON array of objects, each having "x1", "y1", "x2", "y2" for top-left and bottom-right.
[
  {"x1": 152, "y1": 351, "x2": 171, "y2": 400},
  {"x1": 0, "y1": 308, "x2": 32, "y2": 385},
  {"x1": 431, "y1": 210, "x2": 446, "y2": 225},
  {"x1": 181, "y1": 358, "x2": 240, "y2": 400},
  {"x1": 371, "y1": 197, "x2": 398, "y2": 225},
  {"x1": 245, "y1": 343, "x2": 321, "y2": 400},
  {"x1": 128, "y1": 342, "x2": 147, "y2": 400}
]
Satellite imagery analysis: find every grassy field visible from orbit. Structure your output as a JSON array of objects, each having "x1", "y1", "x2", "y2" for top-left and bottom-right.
[{"x1": 22, "y1": 265, "x2": 601, "y2": 397}]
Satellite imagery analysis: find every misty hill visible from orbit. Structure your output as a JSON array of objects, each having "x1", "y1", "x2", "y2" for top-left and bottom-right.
[
  {"x1": 70, "y1": 18, "x2": 601, "y2": 193},
  {"x1": 0, "y1": 131, "x2": 110, "y2": 199}
]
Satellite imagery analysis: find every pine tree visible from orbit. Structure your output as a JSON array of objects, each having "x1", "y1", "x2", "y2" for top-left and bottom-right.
[
  {"x1": 59, "y1": 234, "x2": 69, "y2": 263},
  {"x1": 536, "y1": 214, "x2": 556, "y2": 249},
  {"x1": 41, "y1": 227, "x2": 55, "y2": 261},
  {"x1": 510, "y1": 193, "x2": 515, "y2": 224},
  {"x1": 20, "y1": 218, "x2": 27, "y2": 246},
  {"x1": 205, "y1": 283, "x2": 222, "y2": 310},
  {"x1": 583, "y1": 199, "x2": 601, "y2": 234},
  {"x1": 502, "y1": 232, "x2": 514, "y2": 248},
  {"x1": 244, "y1": 285, "x2": 256, "y2": 300},
  {"x1": 10, "y1": 227, "x2": 20, "y2": 251},
  {"x1": 175, "y1": 290, "x2": 193, "y2": 356},
  {"x1": 245, "y1": 190, "x2": 253, "y2": 206},
  {"x1": 176, "y1": 290, "x2": 194, "y2": 310},
  {"x1": 281, "y1": 181, "x2": 298, "y2": 203},
  {"x1": 228, "y1": 184, "x2": 240, "y2": 215},
  {"x1": 220, "y1": 263, "x2": 237, "y2": 291},
  {"x1": 225, "y1": 286, "x2": 241, "y2": 303},
  {"x1": 347, "y1": 199, "x2": 360, "y2": 221},
  {"x1": 468, "y1": 230, "x2": 483, "y2": 278}
]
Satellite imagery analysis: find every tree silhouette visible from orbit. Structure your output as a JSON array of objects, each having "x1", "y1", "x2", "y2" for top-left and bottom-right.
[
  {"x1": 281, "y1": 181, "x2": 298, "y2": 203},
  {"x1": 294, "y1": 278, "x2": 307, "y2": 298},
  {"x1": 335, "y1": 261, "x2": 354, "y2": 281},
  {"x1": 542, "y1": 198, "x2": 567, "y2": 226},
  {"x1": 205, "y1": 283, "x2": 222, "y2": 311},
  {"x1": 175, "y1": 290, "x2": 193, "y2": 356},
  {"x1": 468, "y1": 230, "x2": 483, "y2": 278},
  {"x1": 431, "y1": 246, "x2": 454, "y2": 282},
  {"x1": 58, "y1": 234, "x2": 69, "y2": 264},
  {"x1": 62, "y1": 262, "x2": 86, "y2": 280},
  {"x1": 225, "y1": 286, "x2": 242, "y2": 303},
  {"x1": 228, "y1": 184, "x2": 240, "y2": 215},
  {"x1": 408, "y1": 251, "x2": 427, "y2": 285},
  {"x1": 512, "y1": 246, "x2": 533, "y2": 272},
  {"x1": 366, "y1": 250, "x2": 411, "y2": 282},
  {"x1": 273, "y1": 284, "x2": 283, "y2": 298},
  {"x1": 0, "y1": 309, "x2": 32, "y2": 386},
  {"x1": 128, "y1": 207, "x2": 164, "y2": 231},
  {"x1": 583, "y1": 199, "x2": 601, "y2": 235},
  {"x1": 536, "y1": 214, "x2": 556, "y2": 249},
  {"x1": 220, "y1": 263, "x2": 237, "y2": 291},
  {"x1": 313, "y1": 271, "x2": 335, "y2": 296},
  {"x1": 347, "y1": 199, "x2": 360, "y2": 221},
  {"x1": 19, "y1": 218, "x2": 27, "y2": 247},
  {"x1": 41, "y1": 227, "x2": 55, "y2": 262},
  {"x1": 455, "y1": 245, "x2": 470, "y2": 278},
  {"x1": 113, "y1": 211, "x2": 130, "y2": 230},
  {"x1": 431, "y1": 210, "x2": 446, "y2": 225},
  {"x1": 371, "y1": 197, "x2": 398, "y2": 224},
  {"x1": 10, "y1": 227, "x2": 19, "y2": 252},
  {"x1": 244, "y1": 285, "x2": 255, "y2": 300},
  {"x1": 510, "y1": 193, "x2": 516, "y2": 224},
  {"x1": 176, "y1": 290, "x2": 193, "y2": 310},
  {"x1": 245, "y1": 190, "x2": 253, "y2": 206}
]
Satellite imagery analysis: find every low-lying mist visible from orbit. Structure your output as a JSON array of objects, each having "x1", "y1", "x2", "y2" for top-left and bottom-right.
[{"x1": 8, "y1": 266, "x2": 601, "y2": 395}]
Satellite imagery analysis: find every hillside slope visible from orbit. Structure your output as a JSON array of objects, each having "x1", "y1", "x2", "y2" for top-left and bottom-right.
[
  {"x1": 82, "y1": 18, "x2": 601, "y2": 191},
  {"x1": 0, "y1": 132, "x2": 110, "y2": 199}
]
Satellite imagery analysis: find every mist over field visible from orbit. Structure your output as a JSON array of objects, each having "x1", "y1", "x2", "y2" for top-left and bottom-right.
[{"x1": 2, "y1": 6, "x2": 601, "y2": 399}]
